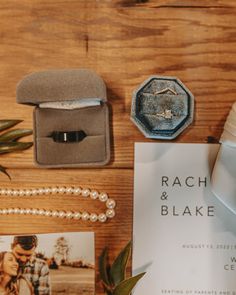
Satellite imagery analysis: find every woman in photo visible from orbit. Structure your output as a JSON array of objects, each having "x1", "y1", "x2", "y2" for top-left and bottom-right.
[{"x1": 0, "y1": 252, "x2": 33, "y2": 295}]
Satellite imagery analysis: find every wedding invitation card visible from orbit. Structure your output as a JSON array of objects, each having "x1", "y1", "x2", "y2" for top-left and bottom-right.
[{"x1": 133, "y1": 143, "x2": 236, "y2": 294}]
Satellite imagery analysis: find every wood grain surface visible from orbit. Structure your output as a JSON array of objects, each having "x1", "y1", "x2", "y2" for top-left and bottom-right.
[{"x1": 0, "y1": 1, "x2": 235, "y2": 294}]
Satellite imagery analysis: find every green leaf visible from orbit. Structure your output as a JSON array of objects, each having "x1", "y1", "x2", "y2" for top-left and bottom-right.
[
  {"x1": 0, "y1": 120, "x2": 22, "y2": 132},
  {"x1": 110, "y1": 241, "x2": 132, "y2": 286},
  {"x1": 0, "y1": 165, "x2": 11, "y2": 180},
  {"x1": 99, "y1": 247, "x2": 111, "y2": 287},
  {"x1": 113, "y1": 273, "x2": 146, "y2": 295},
  {"x1": 0, "y1": 129, "x2": 32, "y2": 142},
  {"x1": 0, "y1": 142, "x2": 33, "y2": 154}
]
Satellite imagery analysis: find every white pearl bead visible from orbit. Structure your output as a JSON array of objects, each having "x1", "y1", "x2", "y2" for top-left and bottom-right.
[
  {"x1": 98, "y1": 213, "x2": 107, "y2": 223},
  {"x1": 73, "y1": 187, "x2": 81, "y2": 195},
  {"x1": 7, "y1": 208, "x2": 13, "y2": 214},
  {"x1": 66, "y1": 211, "x2": 73, "y2": 219},
  {"x1": 99, "y1": 192, "x2": 108, "y2": 202},
  {"x1": 19, "y1": 190, "x2": 25, "y2": 196},
  {"x1": 31, "y1": 189, "x2": 37, "y2": 196},
  {"x1": 19, "y1": 209, "x2": 25, "y2": 214},
  {"x1": 14, "y1": 208, "x2": 20, "y2": 214},
  {"x1": 38, "y1": 209, "x2": 45, "y2": 215},
  {"x1": 58, "y1": 187, "x2": 66, "y2": 194},
  {"x1": 51, "y1": 211, "x2": 59, "y2": 217},
  {"x1": 2, "y1": 208, "x2": 8, "y2": 214},
  {"x1": 73, "y1": 212, "x2": 81, "y2": 220},
  {"x1": 44, "y1": 188, "x2": 51, "y2": 195},
  {"x1": 90, "y1": 190, "x2": 99, "y2": 199},
  {"x1": 31, "y1": 209, "x2": 38, "y2": 215},
  {"x1": 11, "y1": 190, "x2": 16, "y2": 196},
  {"x1": 106, "y1": 199, "x2": 116, "y2": 209},
  {"x1": 6, "y1": 189, "x2": 12, "y2": 196},
  {"x1": 42, "y1": 188, "x2": 47, "y2": 194},
  {"x1": 90, "y1": 213, "x2": 98, "y2": 222},
  {"x1": 25, "y1": 190, "x2": 32, "y2": 196},
  {"x1": 82, "y1": 188, "x2": 90, "y2": 197},
  {"x1": 0, "y1": 189, "x2": 6, "y2": 195},
  {"x1": 82, "y1": 212, "x2": 90, "y2": 221},
  {"x1": 25, "y1": 208, "x2": 31, "y2": 214},
  {"x1": 106, "y1": 209, "x2": 115, "y2": 218},
  {"x1": 65, "y1": 187, "x2": 73, "y2": 194},
  {"x1": 45, "y1": 210, "x2": 51, "y2": 216},
  {"x1": 58, "y1": 211, "x2": 65, "y2": 218},
  {"x1": 51, "y1": 187, "x2": 59, "y2": 194}
]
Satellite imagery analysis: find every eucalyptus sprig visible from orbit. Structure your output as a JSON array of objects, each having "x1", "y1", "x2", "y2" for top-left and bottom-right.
[
  {"x1": 99, "y1": 241, "x2": 145, "y2": 295},
  {"x1": 0, "y1": 120, "x2": 33, "y2": 179}
]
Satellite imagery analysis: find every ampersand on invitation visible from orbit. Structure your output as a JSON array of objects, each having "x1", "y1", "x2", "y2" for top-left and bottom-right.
[{"x1": 161, "y1": 191, "x2": 168, "y2": 201}]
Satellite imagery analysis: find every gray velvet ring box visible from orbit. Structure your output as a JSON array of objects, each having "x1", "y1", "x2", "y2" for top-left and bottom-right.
[{"x1": 16, "y1": 69, "x2": 110, "y2": 167}]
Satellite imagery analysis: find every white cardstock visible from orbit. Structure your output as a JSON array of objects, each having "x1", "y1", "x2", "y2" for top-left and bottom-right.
[{"x1": 133, "y1": 143, "x2": 236, "y2": 295}]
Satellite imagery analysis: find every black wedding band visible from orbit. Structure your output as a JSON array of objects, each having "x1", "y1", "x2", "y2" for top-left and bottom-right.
[{"x1": 51, "y1": 130, "x2": 87, "y2": 143}]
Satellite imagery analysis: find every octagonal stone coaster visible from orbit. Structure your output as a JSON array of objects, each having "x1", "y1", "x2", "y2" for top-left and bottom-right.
[{"x1": 131, "y1": 76, "x2": 194, "y2": 140}]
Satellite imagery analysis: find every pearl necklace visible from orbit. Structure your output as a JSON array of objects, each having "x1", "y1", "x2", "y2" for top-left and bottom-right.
[{"x1": 0, "y1": 186, "x2": 116, "y2": 223}]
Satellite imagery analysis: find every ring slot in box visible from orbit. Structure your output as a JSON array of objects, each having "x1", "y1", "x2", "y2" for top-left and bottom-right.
[{"x1": 16, "y1": 69, "x2": 110, "y2": 167}]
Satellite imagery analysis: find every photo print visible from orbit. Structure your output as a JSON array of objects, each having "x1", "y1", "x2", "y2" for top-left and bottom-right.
[{"x1": 0, "y1": 232, "x2": 95, "y2": 295}]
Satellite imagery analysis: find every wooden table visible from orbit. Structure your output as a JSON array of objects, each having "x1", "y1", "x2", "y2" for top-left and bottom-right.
[{"x1": 0, "y1": 1, "x2": 235, "y2": 293}]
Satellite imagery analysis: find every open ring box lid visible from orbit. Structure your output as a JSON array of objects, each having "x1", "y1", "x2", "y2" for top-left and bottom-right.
[
  {"x1": 16, "y1": 69, "x2": 110, "y2": 167},
  {"x1": 131, "y1": 76, "x2": 194, "y2": 140}
]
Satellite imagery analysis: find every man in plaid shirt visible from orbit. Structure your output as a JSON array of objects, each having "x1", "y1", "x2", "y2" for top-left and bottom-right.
[{"x1": 12, "y1": 235, "x2": 51, "y2": 295}]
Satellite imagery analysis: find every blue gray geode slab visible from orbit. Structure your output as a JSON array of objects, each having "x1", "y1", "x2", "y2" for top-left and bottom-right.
[{"x1": 131, "y1": 76, "x2": 194, "y2": 139}]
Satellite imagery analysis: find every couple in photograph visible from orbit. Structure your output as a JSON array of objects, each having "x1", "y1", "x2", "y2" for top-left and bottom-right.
[{"x1": 0, "y1": 235, "x2": 50, "y2": 295}]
